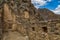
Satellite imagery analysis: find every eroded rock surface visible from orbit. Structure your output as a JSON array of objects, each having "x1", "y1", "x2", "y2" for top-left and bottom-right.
[
  {"x1": 0, "y1": 0, "x2": 60, "y2": 40},
  {"x1": 3, "y1": 31, "x2": 29, "y2": 40}
]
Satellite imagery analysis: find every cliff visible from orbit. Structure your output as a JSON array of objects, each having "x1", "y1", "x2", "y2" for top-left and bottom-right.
[{"x1": 0, "y1": 0, "x2": 60, "y2": 40}]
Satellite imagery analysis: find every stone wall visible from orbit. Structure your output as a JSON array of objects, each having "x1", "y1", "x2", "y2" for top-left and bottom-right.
[
  {"x1": 26, "y1": 20, "x2": 60, "y2": 40},
  {"x1": 0, "y1": 0, "x2": 60, "y2": 40}
]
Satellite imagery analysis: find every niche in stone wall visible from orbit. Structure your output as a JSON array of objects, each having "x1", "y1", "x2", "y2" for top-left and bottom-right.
[
  {"x1": 8, "y1": 25, "x2": 12, "y2": 29},
  {"x1": 32, "y1": 27, "x2": 35, "y2": 31},
  {"x1": 8, "y1": 23, "x2": 12, "y2": 31},
  {"x1": 42, "y1": 27, "x2": 47, "y2": 33}
]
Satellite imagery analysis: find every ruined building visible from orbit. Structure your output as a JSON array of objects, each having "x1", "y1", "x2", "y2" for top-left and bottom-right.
[{"x1": 0, "y1": 0, "x2": 60, "y2": 40}]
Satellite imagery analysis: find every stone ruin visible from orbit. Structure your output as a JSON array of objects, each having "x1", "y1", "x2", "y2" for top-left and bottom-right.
[{"x1": 0, "y1": 0, "x2": 60, "y2": 40}]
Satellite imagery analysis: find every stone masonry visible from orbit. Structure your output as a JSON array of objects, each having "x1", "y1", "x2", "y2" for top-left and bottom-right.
[{"x1": 0, "y1": 0, "x2": 60, "y2": 40}]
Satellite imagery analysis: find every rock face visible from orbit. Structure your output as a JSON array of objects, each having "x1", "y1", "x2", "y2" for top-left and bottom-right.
[
  {"x1": 2, "y1": 31, "x2": 29, "y2": 40},
  {"x1": 0, "y1": 0, "x2": 60, "y2": 40}
]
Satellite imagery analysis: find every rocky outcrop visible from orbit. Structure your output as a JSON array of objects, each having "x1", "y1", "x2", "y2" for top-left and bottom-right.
[
  {"x1": 2, "y1": 31, "x2": 29, "y2": 40},
  {"x1": 0, "y1": 0, "x2": 60, "y2": 40}
]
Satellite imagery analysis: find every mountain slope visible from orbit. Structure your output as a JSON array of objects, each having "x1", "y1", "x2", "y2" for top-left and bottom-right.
[{"x1": 38, "y1": 8, "x2": 60, "y2": 21}]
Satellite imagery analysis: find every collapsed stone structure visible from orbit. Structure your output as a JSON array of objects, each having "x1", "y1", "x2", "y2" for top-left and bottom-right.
[{"x1": 0, "y1": 0, "x2": 60, "y2": 40}]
